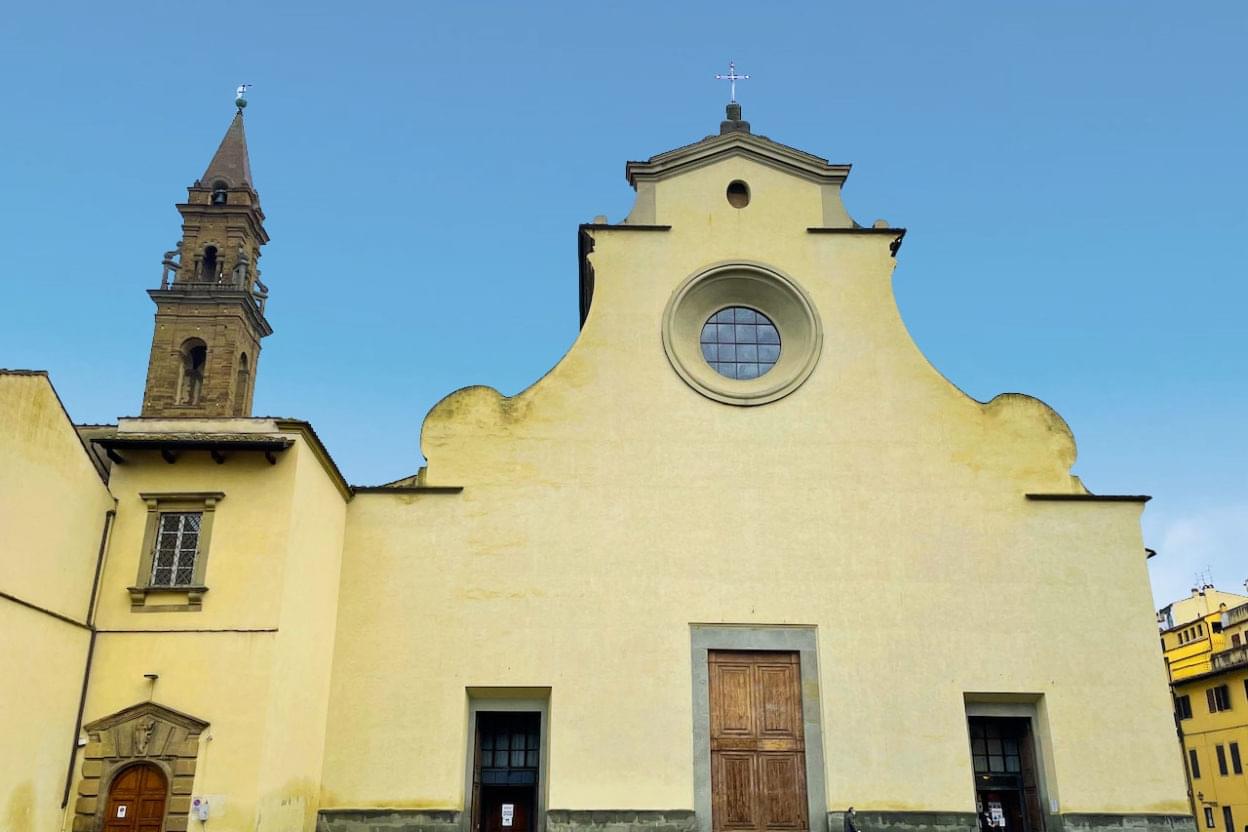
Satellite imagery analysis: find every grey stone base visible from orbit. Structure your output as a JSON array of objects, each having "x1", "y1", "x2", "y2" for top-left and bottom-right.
[
  {"x1": 826, "y1": 812, "x2": 1196, "y2": 832},
  {"x1": 317, "y1": 810, "x2": 462, "y2": 832},
  {"x1": 830, "y1": 811, "x2": 977, "y2": 832},
  {"x1": 546, "y1": 810, "x2": 697, "y2": 832},
  {"x1": 1061, "y1": 815, "x2": 1195, "y2": 832}
]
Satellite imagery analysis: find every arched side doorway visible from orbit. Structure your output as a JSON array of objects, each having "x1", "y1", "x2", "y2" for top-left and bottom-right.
[
  {"x1": 104, "y1": 764, "x2": 167, "y2": 832},
  {"x1": 78, "y1": 702, "x2": 208, "y2": 832}
]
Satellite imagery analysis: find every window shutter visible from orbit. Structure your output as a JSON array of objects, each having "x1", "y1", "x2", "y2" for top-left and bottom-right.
[{"x1": 1208, "y1": 688, "x2": 1217, "y2": 712}]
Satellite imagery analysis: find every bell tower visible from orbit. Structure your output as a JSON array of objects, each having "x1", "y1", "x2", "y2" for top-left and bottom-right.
[{"x1": 141, "y1": 91, "x2": 272, "y2": 417}]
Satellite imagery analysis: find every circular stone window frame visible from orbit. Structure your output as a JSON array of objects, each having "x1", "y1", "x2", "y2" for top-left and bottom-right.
[{"x1": 662, "y1": 262, "x2": 823, "y2": 406}]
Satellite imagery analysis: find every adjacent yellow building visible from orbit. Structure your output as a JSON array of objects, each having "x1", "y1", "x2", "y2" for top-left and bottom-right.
[
  {"x1": 1160, "y1": 587, "x2": 1248, "y2": 832},
  {"x1": 2, "y1": 96, "x2": 1194, "y2": 832}
]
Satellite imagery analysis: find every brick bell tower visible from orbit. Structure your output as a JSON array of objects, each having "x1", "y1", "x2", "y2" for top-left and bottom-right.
[{"x1": 141, "y1": 89, "x2": 272, "y2": 417}]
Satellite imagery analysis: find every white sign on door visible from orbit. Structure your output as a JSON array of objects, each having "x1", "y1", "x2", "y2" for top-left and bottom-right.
[
  {"x1": 116, "y1": 806, "x2": 128, "y2": 819},
  {"x1": 502, "y1": 804, "x2": 515, "y2": 827}
]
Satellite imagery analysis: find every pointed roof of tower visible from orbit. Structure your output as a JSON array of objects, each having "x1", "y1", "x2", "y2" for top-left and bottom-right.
[{"x1": 201, "y1": 111, "x2": 253, "y2": 189}]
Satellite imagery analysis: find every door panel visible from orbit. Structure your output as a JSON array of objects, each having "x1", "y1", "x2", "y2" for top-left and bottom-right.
[
  {"x1": 104, "y1": 764, "x2": 167, "y2": 832},
  {"x1": 715, "y1": 752, "x2": 758, "y2": 830},
  {"x1": 712, "y1": 664, "x2": 755, "y2": 738},
  {"x1": 755, "y1": 666, "x2": 801, "y2": 739},
  {"x1": 759, "y1": 754, "x2": 806, "y2": 830},
  {"x1": 710, "y1": 651, "x2": 808, "y2": 832}
]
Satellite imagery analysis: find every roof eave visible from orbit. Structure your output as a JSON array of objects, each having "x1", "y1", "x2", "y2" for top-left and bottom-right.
[{"x1": 625, "y1": 134, "x2": 851, "y2": 189}]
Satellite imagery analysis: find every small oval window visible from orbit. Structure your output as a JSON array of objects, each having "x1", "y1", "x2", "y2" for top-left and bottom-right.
[{"x1": 726, "y1": 180, "x2": 750, "y2": 208}]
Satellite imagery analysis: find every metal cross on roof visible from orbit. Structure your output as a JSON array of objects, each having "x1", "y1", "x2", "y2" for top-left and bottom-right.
[{"x1": 714, "y1": 61, "x2": 750, "y2": 104}]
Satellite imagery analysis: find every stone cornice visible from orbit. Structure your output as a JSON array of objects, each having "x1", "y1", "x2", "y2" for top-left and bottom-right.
[
  {"x1": 626, "y1": 131, "x2": 850, "y2": 188},
  {"x1": 146, "y1": 287, "x2": 274, "y2": 337}
]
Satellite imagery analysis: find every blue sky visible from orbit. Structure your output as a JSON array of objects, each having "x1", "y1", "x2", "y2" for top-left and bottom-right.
[{"x1": 2, "y1": 2, "x2": 1244, "y2": 607}]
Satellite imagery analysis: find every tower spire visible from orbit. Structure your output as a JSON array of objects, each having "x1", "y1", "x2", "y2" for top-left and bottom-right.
[{"x1": 201, "y1": 110, "x2": 253, "y2": 190}]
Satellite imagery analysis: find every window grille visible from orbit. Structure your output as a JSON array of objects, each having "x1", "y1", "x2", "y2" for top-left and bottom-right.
[
  {"x1": 151, "y1": 512, "x2": 202, "y2": 587},
  {"x1": 969, "y1": 720, "x2": 1023, "y2": 775},
  {"x1": 700, "y1": 306, "x2": 781, "y2": 380},
  {"x1": 477, "y1": 713, "x2": 540, "y2": 787}
]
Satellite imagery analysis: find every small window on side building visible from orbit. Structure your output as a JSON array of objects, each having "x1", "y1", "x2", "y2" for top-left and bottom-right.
[
  {"x1": 129, "y1": 492, "x2": 224, "y2": 611},
  {"x1": 1216, "y1": 744, "x2": 1229, "y2": 776},
  {"x1": 1208, "y1": 685, "x2": 1232, "y2": 713},
  {"x1": 150, "y1": 511, "x2": 201, "y2": 587},
  {"x1": 1231, "y1": 742, "x2": 1243, "y2": 775},
  {"x1": 1176, "y1": 695, "x2": 1193, "y2": 720},
  {"x1": 1204, "y1": 807, "x2": 1214, "y2": 828},
  {"x1": 1190, "y1": 748, "x2": 1202, "y2": 779}
]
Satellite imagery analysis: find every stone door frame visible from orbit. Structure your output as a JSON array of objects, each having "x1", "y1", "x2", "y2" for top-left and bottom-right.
[
  {"x1": 690, "y1": 625, "x2": 828, "y2": 832},
  {"x1": 77, "y1": 701, "x2": 208, "y2": 832}
]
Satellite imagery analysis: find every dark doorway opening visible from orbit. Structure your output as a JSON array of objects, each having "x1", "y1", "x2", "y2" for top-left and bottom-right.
[
  {"x1": 472, "y1": 711, "x2": 541, "y2": 832},
  {"x1": 968, "y1": 717, "x2": 1045, "y2": 832}
]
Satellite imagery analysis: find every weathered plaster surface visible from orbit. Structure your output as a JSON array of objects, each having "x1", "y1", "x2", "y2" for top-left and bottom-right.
[{"x1": 321, "y1": 153, "x2": 1186, "y2": 817}]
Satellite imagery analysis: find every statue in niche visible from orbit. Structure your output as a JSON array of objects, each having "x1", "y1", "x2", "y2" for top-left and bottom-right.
[
  {"x1": 160, "y1": 242, "x2": 182, "y2": 287},
  {"x1": 232, "y1": 243, "x2": 250, "y2": 286},
  {"x1": 134, "y1": 718, "x2": 156, "y2": 755}
]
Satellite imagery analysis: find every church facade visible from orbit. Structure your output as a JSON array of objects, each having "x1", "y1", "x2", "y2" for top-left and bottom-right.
[{"x1": 1, "y1": 99, "x2": 1192, "y2": 832}]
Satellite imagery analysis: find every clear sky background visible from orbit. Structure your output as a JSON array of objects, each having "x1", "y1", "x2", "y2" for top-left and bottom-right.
[{"x1": 2, "y1": 2, "x2": 1244, "y2": 607}]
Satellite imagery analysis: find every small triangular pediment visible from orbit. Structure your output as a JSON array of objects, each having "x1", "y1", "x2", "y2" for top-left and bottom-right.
[
  {"x1": 626, "y1": 129, "x2": 850, "y2": 189},
  {"x1": 84, "y1": 700, "x2": 208, "y2": 734}
]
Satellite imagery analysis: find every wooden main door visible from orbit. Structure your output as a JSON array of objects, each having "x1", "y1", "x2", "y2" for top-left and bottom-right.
[
  {"x1": 709, "y1": 651, "x2": 808, "y2": 832},
  {"x1": 104, "y1": 763, "x2": 167, "y2": 832}
]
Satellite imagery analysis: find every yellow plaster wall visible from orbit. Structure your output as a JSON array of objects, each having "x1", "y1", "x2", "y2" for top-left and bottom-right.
[
  {"x1": 0, "y1": 372, "x2": 112, "y2": 618},
  {"x1": 79, "y1": 631, "x2": 275, "y2": 829},
  {"x1": 79, "y1": 436, "x2": 345, "y2": 831},
  {"x1": 1178, "y1": 667, "x2": 1248, "y2": 827},
  {"x1": 1, "y1": 601, "x2": 90, "y2": 832},
  {"x1": 1164, "y1": 590, "x2": 1247, "y2": 630},
  {"x1": 254, "y1": 438, "x2": 347, "y2": 832},
  {"x1": 0, "y1": 373, "x2": 112, "y2": 832},
  {"x1": 1165, "y1": 617, "x2": 1227, "y2": 681},
  {"x1": 319, "y1": 156, "x2": 1188, "y2": 815},
  {"x1": 94, "y1": 448, "x2": 297, "y2": 630}
]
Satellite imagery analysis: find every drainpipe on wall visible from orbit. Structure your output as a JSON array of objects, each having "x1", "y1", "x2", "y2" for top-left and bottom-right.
[{"x1": 61, "y1": 507, "x2": 115, "y2": 809}]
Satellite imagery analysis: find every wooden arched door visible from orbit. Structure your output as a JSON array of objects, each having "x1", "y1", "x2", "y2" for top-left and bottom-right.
[{"x1": 104, "y1": 763, "x2": 167, "y2": 832}]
